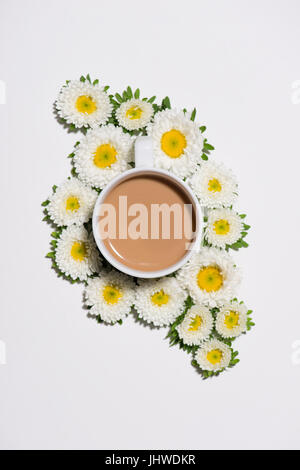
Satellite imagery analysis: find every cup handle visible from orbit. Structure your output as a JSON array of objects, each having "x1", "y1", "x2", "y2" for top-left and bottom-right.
[{"x1": 135, "y1": 136, "x2": 154, "y2": 168}]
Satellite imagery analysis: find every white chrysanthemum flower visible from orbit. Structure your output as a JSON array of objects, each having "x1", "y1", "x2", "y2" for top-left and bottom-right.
[
  {"x1": 176, "y1": 304, "x2": 214, "y2": 346},
  {"x1": 195, "y1": 339, "x2": 232, "y2": 372},
  {"x1": 177, "y1": 247, "x2": 241, "y2": 307},
  {"x1": 135, "y1": 277, "x2": 186, "y2": 327},
  {"x1": 205, "y1": 208, "x2": 243, "y2": 248},
  {"x1": 74, "y1": 125, "x2": 134, "y2": 189},
  {"x1": 215, "y1": 301, "x2": 248, "y2": 338},
  {"x1": 56, "y1": 80, "x2": 112, "y2": 129},
  {"x1": 189, "y1": 161, "x2": 238, "y2": 208},
  {"x1": 85, "y1": 270, "x2": 135, "y2": 324},
  {"x1": 47, "y1": 178, "x2": 98, "y2": 227},
  {"x1": 147, "y1": 109, "x2": 203, "y2": 179},
  {"x1": 55, "y1": 226, "x2": 101, "y2": 281},
  {"x1": 116, "y1": 98, "x2": 154, "y2": 131}
]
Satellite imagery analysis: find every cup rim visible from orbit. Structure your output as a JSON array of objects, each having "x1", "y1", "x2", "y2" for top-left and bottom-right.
[{"x1": 92, "y1": 167, "x2": 202, "y2": 278}]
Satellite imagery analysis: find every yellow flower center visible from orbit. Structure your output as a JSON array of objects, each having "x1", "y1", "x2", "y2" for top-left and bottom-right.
[
  {"x1": 93, "y1": 144, "x2": 117, "y2": 168},
  {"x1": 65, "y1": 196, "x2": 80, "y2": 212},
  {"x1": 197, "y1": 266, "x2": 223, "y2": 292},
  {"x1": 151, "y1": 289, "x2": 169, "y2": 306},
  {"x1": 188, "y1": 315, "x2": 203, "y2": 332},
  {"x1": 161, "y1": 129, "x2": 187, "y2": 158},
  {"x1": 208, "y1": 178, "x2": 222, "y2": 192},
  {"x1": 213, "y1": 219, "x2": 230, "y2": 235},
  {"x1": 70, "y1": 241, "x2": 87, "y2": 262},
  {"x1": 126, "y1": 105, "x2": 143, "y2": 120},
  {"x1": 224, "y1": 311, "x2": 240, "y2": 329},
  {"x1": 207, "y1": 349, "x2": 223, "y2": 365},
  {"x1": 75, "y1": 95, "x2": 97, "y2": 114},
  {"x1": 103, "y1": 285, "x2": 123, "y2": 305}
]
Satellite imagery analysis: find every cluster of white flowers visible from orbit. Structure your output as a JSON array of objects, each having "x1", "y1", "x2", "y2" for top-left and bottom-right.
[
  {"x1": 73, "y1": 125, "x2": 134, "y2": 189},
  {"x1": 56, "y1": 80, "x2": 112, "y2": 129},
  {"x1": 43, "y1": 78, "x2": 252, "y2": 378},
  {"x1": 147, "y1": 109, "x2": 204, "y2": 179},
  {"x1": 177, "y1": 299, "x2": 248, "y2": 348},
  {"x1": 55, "y1": 225, "x2": 101, "y2": 281},
  {"x1": 194, "y1": 339, "x2": 232, "y2": 373},
  {"x1": 116, "y1": 98, "x2": 154, "y2": 131},
  {"x1": 176, "y1": 304, "x2": 214, "y2": 346},
  {"x1": 204, "y1": 208, "x2": 243, "y2": 249},
  {"x1": 85, "y1": 270, "x2": 136, "y2": 324},
  {"x1": 47, "y1": 178, "x2": 98, "y2": 227},
  {"x1": 134, "y1": 277, "x2": 186, "y2": 327},
  {"x1": 177, "y1": 247, "x2": 241, "y2": 308}
]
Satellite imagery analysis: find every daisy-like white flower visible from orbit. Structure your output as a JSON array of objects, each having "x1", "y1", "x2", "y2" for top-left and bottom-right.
[
  {"x1": 135, "y1": 277, "x2": 186, "y2": 327},
  {"x1": 194, "y1": 339, "x2": 232, "y2": 372},
  {"x1": 56, "y1": 80, "x2": 112, "y2": 129},
  {"x1": 176, "y1": 304, "x2": 214, "y2": 346},
  {"x1": 84, "y1": 270, "x2": 135, "y2": 324},
  {"x1": 74, "y1": 125, "x2": 134, "y2": 189},
  {"x1": 205, "y1": 208, "x2": 243, "y2": 249},
  {"x1": 147, "y1": 109, "x2": 203, "y2": 179},
  {"x1": 189, "y1": 161, "x2": 238, "y2": 208},
  {"x1": 177, "y1": 247, "x2": 241, "y2": 307},
  {"x1": 55, "y1": 226, "x2": 101, "y2": 281},
  {"x1": 215, "y1": 301, "x2": 248, "y2": 338},
  {"x1": 47, "y1": 178, "x2": 98, "y2": 227},
  {"x1": 116, "y1": 98, "x2": 154, "y2": 131}
]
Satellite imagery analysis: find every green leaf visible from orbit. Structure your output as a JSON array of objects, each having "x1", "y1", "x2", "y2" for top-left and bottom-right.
[
  {"x1": 190, "y1": 108, "x2": 197, "y2": 121},
  {"x1": 46, "y1": 252, "x2": 55, "y2": 259},
  {"x1": 203, "y1": 142, "x2": 215, "y2": 151},
  {"x1": 199, "y1": 126, "x2": 206, "y2": 133},
  {"x1": 103, "y1": 85, "x2": 110, "y2": 92},
  {"x1": 162, "y1": 96, "x2": 171, "y2": 109},
  {"x1": 201, "y1": 154, "x2": 208, "y2": 161},
  {"x1": 115, "y1": 93, "x2": 123, "y2": 103},
  {"x1": 110, "y1": 98, "x2": 119, "y2": 107},
  {"x1": 86, "y1": 74, "x2": 91, "y2": 83},
  {"x1": 41, "y1": 200, "x2": 50, "y2": 207},
  {"x1": 240, "y1": 214, "x2": 247, "y2": 219},
  {"x1": 134, "y1": 88, "x2": 140, "y2": 99},
  {"x1": 80, "y1": 76, "x2": 86, "y2": 82},
  {"x1": 126, "y1": 86, "x2": 133, "y2": 98},
  {"x1": 93, "y1": 79, "x2": 99, "y2": 85},
  {"x1": 148, "y1": 96, "x2": 156, "y2": 103}
]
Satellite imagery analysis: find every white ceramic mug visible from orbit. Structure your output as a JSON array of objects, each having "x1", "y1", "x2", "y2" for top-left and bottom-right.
[{"x1": 92, "y1": 136, "x2": 202, "y2": 278}]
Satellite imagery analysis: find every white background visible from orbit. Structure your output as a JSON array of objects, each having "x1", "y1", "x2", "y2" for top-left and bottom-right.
[{"x1": 0, "y1": 0, "x2": 300, "y2": 450}]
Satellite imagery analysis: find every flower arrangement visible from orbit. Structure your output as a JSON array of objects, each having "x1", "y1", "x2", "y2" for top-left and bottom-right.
[{"x1": 42, "y1": 74, "x2": 254, "y2": 379}]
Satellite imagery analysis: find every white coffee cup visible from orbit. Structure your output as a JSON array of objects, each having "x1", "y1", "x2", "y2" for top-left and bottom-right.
[{"x1": 92, "y1": 136, "x2": 202, "y2": 278}]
